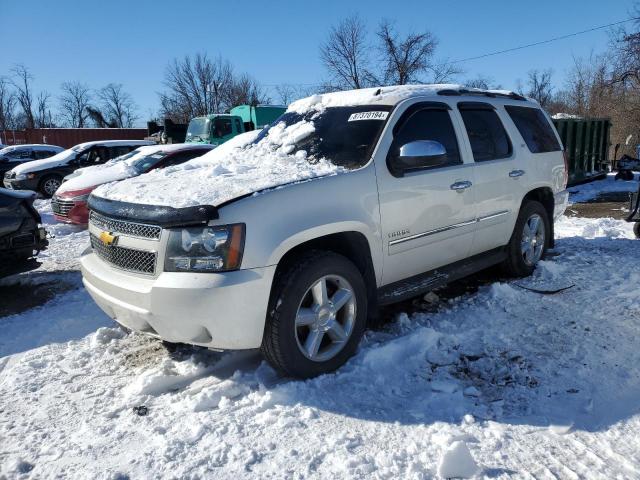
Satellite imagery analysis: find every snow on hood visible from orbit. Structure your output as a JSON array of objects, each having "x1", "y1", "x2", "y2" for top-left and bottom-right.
[
  {"x1": 58, "y1": 144, "x2": 213, "y2": 193},
  {"x1": 11, "y1": 149, "x2": 78, "y2": 175},
  {"x1": 92, "y1": 127, "x2": 344, "y2": 208}
]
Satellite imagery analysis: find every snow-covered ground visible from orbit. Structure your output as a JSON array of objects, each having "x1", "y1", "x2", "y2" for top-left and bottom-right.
[
  {"x1": 2, "y1": 190, "x2": 640, "y2": 478},
  {"x1": 567, "y1": 172, "x2": 637, "y2": 203}
]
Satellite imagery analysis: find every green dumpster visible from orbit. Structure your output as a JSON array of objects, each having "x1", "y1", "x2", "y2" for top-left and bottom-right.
[{"x1": 552, "y1": 117, "x2": 610, "y2": 186}]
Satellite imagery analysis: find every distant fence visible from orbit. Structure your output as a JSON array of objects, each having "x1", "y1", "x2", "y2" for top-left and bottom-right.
[{"x1": 0, "y1": 128, "x2": 148, "y2": 149}]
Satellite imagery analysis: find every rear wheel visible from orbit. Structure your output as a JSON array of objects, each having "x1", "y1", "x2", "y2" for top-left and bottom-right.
[
  {"x1": 633, "y1": 222, "x2": 640, "y2": 239},
  {"x1": 503, "y1": 201, "x2": 550, "y2": 277},
  {"x1": 261, "y1": 251, "x2": 367, "y2": 378},
  {"x1": 39, "y1": 175, "x2": 62, "y2": 197}
]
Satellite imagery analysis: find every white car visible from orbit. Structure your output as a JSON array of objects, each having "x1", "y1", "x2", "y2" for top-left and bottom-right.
[{"x1": 81, "y1": 84, "x2": 569, "y2": 378}]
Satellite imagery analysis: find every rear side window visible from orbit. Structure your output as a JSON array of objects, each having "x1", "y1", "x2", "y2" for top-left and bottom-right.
[
  {"x1": 459, "y1": 108, "x2": 512, "y2": 162},
  {"x1": 389, "y1": 108, "x2": 461, "y2": 169},
  {"x1": 505, "y1": 106, "x2": 561, "y2": 153}
]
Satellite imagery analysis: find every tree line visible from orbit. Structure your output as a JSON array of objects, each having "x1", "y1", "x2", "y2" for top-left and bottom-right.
[{"x1": 0, "y1": 64, "x2": 139, "y2": 130}]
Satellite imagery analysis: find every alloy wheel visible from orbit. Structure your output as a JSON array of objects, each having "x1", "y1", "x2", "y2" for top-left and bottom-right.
[
  {"x1": 521, "y1": 213, "x2": 545, "y2": 266},
  {"x1": 294, "y1": 274, "x2": 357, "y2": 362}
]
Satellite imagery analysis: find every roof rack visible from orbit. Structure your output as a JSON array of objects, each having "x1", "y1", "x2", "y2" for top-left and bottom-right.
[{"x1": 437, "y1": 88, "x2": 526, "y2": 101}]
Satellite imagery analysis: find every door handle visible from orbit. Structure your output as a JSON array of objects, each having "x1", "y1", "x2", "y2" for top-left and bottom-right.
[
  {"x1": 509, "y1": 169, "x2": 525, "y2": 178},
  {"x1": 450, "y1": 181, "x2": 472, "y2": 191}
]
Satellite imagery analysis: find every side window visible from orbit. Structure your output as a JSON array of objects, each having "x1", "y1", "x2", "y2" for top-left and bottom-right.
[
  {"x1": 234, "y1": 119, "x2": 242, "y2": 133},
  {"x1": 111, "y1": 146, "x2": 131, "y2": 159},
  {"x1": 19, "y1": 149, "x2": 32, "y2": 159},
  {"x1": 34, "y1": 149, "x2": 54, "y2": 159},
  {"x1": 504, "y1": 106, "x2": 561, "y2": 153},
  {"x1": 213, "y1": 118, "x2": 233, "y2": 138},
  {"x1": 388, "y1": 107, "x2": 461, "y2": 173},
  {"x1": 459, "y1": 107, "x2": 512, "y2": 162},
  {"x1": 165, "y1": 150, "x2": 204, "y2": 166}
]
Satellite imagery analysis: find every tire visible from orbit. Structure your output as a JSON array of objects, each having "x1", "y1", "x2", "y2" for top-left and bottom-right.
[
  {"x1": 615, "y1": 172, "x2": 623, "y2": 181},
  {"x1": 634, "y1": 223, "x2": 640, "y2": 239},
  {"x1": 261, "y1": 251, "x2": 368, "y2": 378},
  {"x1": 39, "y1": 175, "x2": 62, "y2": 197},
  {"x1": 625, "y1": 170, "x2": 635, "y2": 181},
  {"x1": 502, "y1": 200, "x2": 550, "y2": 277}
]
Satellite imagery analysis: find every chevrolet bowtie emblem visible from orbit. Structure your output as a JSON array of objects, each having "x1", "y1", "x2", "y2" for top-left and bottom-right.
[{"x1": 99, "y1": 231, "x2": 117, "y2": 246}]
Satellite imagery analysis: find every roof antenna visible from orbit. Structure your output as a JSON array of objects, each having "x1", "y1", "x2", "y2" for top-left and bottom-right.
[{"x1": 374, "y1": 88, "x2": 382, "y2": 96}]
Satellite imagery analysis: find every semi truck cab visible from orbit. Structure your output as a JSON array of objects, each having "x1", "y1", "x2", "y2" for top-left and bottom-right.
[{"x1": 185, "y1": 105, "x2": 285, "y2": 145}]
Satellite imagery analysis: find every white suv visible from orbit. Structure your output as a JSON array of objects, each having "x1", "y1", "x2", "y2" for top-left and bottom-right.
[{"x1": 80, "y1": 85, "x2": 569, "y2": 378}]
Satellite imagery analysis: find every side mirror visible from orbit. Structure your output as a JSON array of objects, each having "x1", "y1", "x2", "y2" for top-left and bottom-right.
[{"x1": 392, "y1": 140, "x2": 447, "y2": 174}]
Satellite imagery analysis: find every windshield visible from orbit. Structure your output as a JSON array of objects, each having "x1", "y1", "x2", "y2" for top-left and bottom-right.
[
  {"x1": 251, "y1": 105, "x2": 392, "y2": 169},
  {"x1": 130, "y1": 151, "x2": 168, "y2": 173},
  {"x1": 186, "y1": 118, "x2": 210, "y2": 141}
]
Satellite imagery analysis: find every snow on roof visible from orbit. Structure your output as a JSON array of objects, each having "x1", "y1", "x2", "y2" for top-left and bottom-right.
[
  {"x1": 72, "y1": 140, "x2": 154, "y2": 150},
  {"x1": 0, "y1": 144, "x2": 63, "y2": 154},
  {"x1": 287, "y1": 84, "x2": 528, "y2": 113},
  {"x1": 552, "y1": 113, "x2": 582, "y2": 120}
]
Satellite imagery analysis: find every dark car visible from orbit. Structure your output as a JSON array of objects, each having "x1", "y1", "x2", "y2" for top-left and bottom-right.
[
  {"x1": 3, "y1": 140, "x2": 154, "y2": 197},
  {"x1": 0, "y1": 187, "x2": 48, "y2": 277},
  {"x1": 0, "y1": 144, "x2": 64, "y2": 178}
]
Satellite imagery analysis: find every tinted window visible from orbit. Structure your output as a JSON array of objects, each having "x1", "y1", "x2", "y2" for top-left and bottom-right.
[
  {"x1": 505, "y1": 106, "x2": 561, "y2": 153},
  {"x1": 388, "y1": 108, "x2": 461, "y2": 171},
  {"x1": 213, "y1": 119, "x2": 233, "y2": 138},
  {"x1": 34, "y1": 149, "x2": 54, "y2": 159},
  {"x1": 252, "y1": 105, "x2": 392, "y2": 169},
  {"x1": 460, "y1": 109, "x2": 512, "y2": 161}
]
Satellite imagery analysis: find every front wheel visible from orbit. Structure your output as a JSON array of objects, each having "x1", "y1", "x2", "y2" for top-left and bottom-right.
[
  {"x1": 633, "y1": 222, "x2": 640, "y2": 239},
  {"x1": 261, "y1": 251, "x2": 367, "y2": 378},
  {"x1": 502, "y1": 200, "x2": 550, "y2": 277},
  {"x1": 39, "y1": 175, "x2": 62, "y2": 197}
]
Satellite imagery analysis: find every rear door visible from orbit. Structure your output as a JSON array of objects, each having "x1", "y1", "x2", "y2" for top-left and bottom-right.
[
  {"x1": 375, "y1": 100, "x2": 477, "y2": 285},
  {"x1": 456, "y1": 101, "x2": 523, "y2": 255}
]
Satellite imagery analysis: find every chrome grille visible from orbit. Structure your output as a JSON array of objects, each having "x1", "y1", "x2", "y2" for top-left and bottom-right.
[
  {"x1": 4, "y1": 172, "x2": 14, "y2": 179},
  {"x1": 90, "y1": 233, "x2": 157, "y2": 275},
  {"x1": 52, "y1": 197, "x2": 75, "y2": 217},
  {"x1": 89, "y1": 211, "x2": 162, "y2": 240}
]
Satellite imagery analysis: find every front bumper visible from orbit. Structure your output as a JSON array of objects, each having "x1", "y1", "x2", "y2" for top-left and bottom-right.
[
  {"x1": 81, "y1": 251, "x2": 276, "y2": 349},
  {"x1": 554, "y1": 190, "x2": 569, "y2": 220},
  {"x1": 3, "y1": 178, "x2": 38, "y2": 191}
]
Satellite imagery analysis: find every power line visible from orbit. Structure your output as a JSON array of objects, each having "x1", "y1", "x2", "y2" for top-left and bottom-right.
[
  {"x1": 436, "y1": 17, "x2": 639, "y2": 66},
  {"x1": 262, "y1": 17, "x2": 639, "y2": 88}
]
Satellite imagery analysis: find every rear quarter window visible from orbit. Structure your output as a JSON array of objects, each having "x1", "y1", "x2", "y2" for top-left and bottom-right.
[{"x1": 505, "y1": 106, "x2": 561, "y2": 153}]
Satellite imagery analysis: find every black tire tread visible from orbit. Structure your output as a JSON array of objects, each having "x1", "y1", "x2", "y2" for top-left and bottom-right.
[{"x1": 502, "y1": 200, "x2": 550, "y2": 277}]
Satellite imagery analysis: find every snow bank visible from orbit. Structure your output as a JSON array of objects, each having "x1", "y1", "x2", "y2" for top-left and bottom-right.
[
  {"x1": 93, "y1": 123, "x2": 344, "y2": 208},
  {"x1": 568, "y1": 173, "x2": 637, "y2": 203}
]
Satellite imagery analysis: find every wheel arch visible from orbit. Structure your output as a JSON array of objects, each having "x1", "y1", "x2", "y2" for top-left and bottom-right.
[
  {"x1": 521, "y1": 187, "x2": 555, "y2": 247},
  {"x1": 271, "y1": 231, "x2": 379, "y2": 324}
]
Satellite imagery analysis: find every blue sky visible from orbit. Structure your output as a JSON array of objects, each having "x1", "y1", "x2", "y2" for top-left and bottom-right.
[{"x1": 0, "y1": 0, "x2": 635, "y2": 124}]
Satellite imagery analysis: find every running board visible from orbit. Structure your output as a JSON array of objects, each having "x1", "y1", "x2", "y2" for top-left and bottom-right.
[{"x1": 377, "y1": 247, "x2": 507, "y2": 305}]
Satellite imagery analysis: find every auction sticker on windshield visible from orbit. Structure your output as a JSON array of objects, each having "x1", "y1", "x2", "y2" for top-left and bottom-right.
[{"x1": 348, "y1": 111, "x2": 389, "y2": 122}]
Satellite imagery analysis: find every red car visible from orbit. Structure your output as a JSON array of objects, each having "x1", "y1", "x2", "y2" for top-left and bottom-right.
[{"x1": 52, "y1": 143, "x2": 214, "y2": 224}]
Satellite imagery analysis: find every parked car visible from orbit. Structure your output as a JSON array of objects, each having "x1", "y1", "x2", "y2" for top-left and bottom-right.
[
  {"x1": 185, "y1": 105, "x2": 285, "y2": 145},
  {"x1": 80, "y1": 85, "x2": 569, "y2": 378},
  {"x1": 52, "y1": 143, "x2": 215, "y2": 224},
  {"x1": 0, "y1": 187, "x2": 47, "y2": 277},
  {"x1": 3, "y1": 140, "x2": 154, "y2": 197},
  {"x1": 0, "y1": 144, "x2": 64, "y2": 178}
]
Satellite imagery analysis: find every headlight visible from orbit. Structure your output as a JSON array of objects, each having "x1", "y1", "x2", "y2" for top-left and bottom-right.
[
  {"x1": 164, "y1": 224, "x2": 245, "y2": 272},
  {"x1": 14, "y1": 173, "x2": 28, "y2": 180},
  {"x1": 69, "y1": 192, "x2": 90, "y2": 202}
]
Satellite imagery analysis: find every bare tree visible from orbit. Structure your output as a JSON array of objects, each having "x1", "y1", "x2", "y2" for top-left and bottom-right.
[
  {"x1": 0, "y1": 77, "x2": 17, "y2": 130},
  {"x1": 97, "y1": 83, "x2": 138, "y2": 127},
  {"x1": 227, "y1": 74, "x2": 270, "y2": 107},
  {"x1": 11, "y1": 64, "x2": 36, "y2": 128},
  {"x1": 526, "y1": 69, "x2": 554, "y2": 107},
  {"x1": 35, "y1": 91, "x2": 54, "y2": 127},
  {"x1": 59, "y1": 81, "x2": 91, "y2": 127},
  {"x1": 160, "y1": 53, "x2": 234, "y2": 121},
  {"x1": 428, "y1": 59, "x2": 463, "y2": 84},
  {"x1": 320, "y1": 15, "x2": 373, "y2": 89},
  {"x1": 377, "y1": 20, "x2": 437, "y2": 85},
  {"x1": 464, "y1": 75, "x2": 501, "y2": 90}
]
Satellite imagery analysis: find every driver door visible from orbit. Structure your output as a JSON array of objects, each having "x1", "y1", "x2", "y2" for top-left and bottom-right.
[{"x1": 375, "y1": 101, "x2": 477, "y2": 285}]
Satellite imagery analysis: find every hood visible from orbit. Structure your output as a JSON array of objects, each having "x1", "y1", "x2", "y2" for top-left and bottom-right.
[
  {"x1": 92, "y1": 125, "x2": 345, "y2": 209},
  {"x1": 57, "y1": 162, "x2": 136, "y2": 194},
  {"x1": 11, "y1": 149, "x2": 77, "y2": 175}
]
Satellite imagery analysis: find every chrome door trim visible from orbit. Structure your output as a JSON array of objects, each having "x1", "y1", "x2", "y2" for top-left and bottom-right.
[
  {"x1": 477, "y1": 210, "x2": 510, "y2": 222},
  {"x1": 388, "y1": 210, "x2": 510, "y2": 246},
  {"x1": 389, "y1": 218, "x2": 476, "y2": 246}
]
